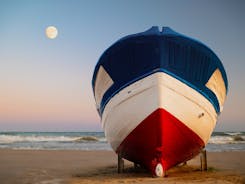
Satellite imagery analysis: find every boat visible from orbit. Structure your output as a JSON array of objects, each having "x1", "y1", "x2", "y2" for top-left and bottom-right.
[{"x1": 92, "y1": 26, "x2": 228, "y2": 176}]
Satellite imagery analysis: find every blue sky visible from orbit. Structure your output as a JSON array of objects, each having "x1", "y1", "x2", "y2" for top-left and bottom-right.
[{"x1": 0, "y1": 0, "x2": 244, "y2": 131}]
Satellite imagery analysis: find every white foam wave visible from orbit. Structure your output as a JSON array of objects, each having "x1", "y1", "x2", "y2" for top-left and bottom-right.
[
  {"x1": 208, "y1": 136, "x2": 245, "y2": 144},
  {"x1": 225, "y1": 132, "x2": 242, "y2": 136},
  {"x1": 0, "y1": 134, "x2": 107, "y2": 144},
  {"x1": 99, "y1": 137, "x2": 107, "y2": 142},
  {"x1": 0, "y1": 135, "x2": 75, "y2": 144}
]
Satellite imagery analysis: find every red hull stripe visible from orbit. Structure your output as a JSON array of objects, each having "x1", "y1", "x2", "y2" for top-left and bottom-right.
[{"x1": 116, "y1": 108, "x2": 204, "y2": 172}]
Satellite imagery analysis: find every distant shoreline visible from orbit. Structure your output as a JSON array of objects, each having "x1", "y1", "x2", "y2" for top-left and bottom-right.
[{"x1": 0, "y1": 149, "x2": 244, "y2": 184}]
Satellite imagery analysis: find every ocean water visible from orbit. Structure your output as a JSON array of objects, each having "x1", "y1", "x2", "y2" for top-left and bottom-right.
[
  {"x1": 0, "y1": 132, "x2": 111, "y2": 150},
  {"x1": 0, "y1": 131, "x2": 244, "y2": 151}
]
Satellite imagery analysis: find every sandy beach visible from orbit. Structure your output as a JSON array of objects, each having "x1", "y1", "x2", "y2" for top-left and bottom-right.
[{"x1": 0, "y1": 149, "x2": 244, "y2": 184}]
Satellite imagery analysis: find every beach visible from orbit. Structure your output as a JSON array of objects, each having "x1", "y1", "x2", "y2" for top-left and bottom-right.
[{"x1": 0, "y1": 150, "x2": 244, "y2": 184}]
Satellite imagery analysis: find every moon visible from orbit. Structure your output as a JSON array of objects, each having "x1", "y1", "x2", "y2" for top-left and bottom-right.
[{"x1": 46, "y1": 26, "x2": 58, "y2": 39}]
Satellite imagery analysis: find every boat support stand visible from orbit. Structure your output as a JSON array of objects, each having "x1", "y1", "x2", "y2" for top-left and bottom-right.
[
  {"x1": 117, "y1": 152, "x2": 124, "y2": 173},
  {"x1": 200, "y1": 149, "x2": 207, "y2": 171}
]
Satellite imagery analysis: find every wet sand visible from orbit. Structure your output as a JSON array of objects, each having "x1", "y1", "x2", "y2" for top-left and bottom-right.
[{"x1": 0, "y1": 149, "x2": 244, "y2": 184}]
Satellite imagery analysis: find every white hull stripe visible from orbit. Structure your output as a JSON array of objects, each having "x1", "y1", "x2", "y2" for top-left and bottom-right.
[{"x1": 99, "y1": 69, "x2": 220, "y2": 116}]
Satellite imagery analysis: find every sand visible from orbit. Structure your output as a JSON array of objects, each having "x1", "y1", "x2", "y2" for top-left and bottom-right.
[{"x1": 0, "y1": 150, "x2": 244, "y2": 184}]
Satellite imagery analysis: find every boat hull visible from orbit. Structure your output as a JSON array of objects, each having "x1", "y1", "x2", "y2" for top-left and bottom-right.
[
  {"x1": 102, "y1": 72, "x2": 217, "y2": 173},
  {"x1": 117, "y1": 108, "x2": 204, "y2": 172},
  {"x1": 92, "y1": 27, "x2": 228, "y2": 176}
]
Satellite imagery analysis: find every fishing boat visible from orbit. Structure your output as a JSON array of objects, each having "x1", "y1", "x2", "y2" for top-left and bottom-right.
[{"x1": 92, "y1": 27, "x2": 228, "y2": 176}]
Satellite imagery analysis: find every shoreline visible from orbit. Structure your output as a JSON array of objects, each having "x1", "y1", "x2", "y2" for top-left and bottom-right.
[{"x1": 0, "y1": 149, "x2": 244, "y2": 184}]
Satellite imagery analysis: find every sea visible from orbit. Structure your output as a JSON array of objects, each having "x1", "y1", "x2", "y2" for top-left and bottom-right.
[{"x1": 0, "y1": 131, "x2": 244, "y2": 152}]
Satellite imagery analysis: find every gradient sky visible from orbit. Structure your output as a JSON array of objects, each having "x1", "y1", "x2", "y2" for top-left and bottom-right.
[{"x1": 0, "y1": 0, "x2": 244, "y2": 131}]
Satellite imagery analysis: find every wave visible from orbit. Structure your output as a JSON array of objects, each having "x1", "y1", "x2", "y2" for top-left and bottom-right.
[
  {"x1": 0, "y1": 134, "x2": 106, "y2": 144},
  {"x1": 74, "y1": 136, "x2": 99, "y2": 142},
  {"x1": 225, "y1": 132, "x2": 243, "y2": 136},
  {"x1": 208, "y1": 135, "x2": 245, "y2": 144},
  {"x1": 212, "y1": 132, "x2": 245, "y2": 136},
  {"x1": 0, "y1": 135, "x2": 75, "y2": 143},
  {"x1": 1, "y1": 132, "x2": 244, "y2": 145},
  {"x1": 233, "y1": 135, "x2": 244, "y2": 141}
]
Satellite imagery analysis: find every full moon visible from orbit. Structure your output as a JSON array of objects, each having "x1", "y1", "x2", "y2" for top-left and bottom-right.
[{"x1": 46, "y1": 26, "x2": 58, "y2": 39}]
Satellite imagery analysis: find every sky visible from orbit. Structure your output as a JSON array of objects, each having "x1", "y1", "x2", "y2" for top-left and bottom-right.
[{"x1": 0, "y1": 0, "x2": 244, "y2": 132}]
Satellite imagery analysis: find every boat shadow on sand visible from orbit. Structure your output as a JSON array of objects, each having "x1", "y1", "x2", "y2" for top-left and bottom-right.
[{"x1": 71, "y1": 163, "x2": 244, "y2": 184}]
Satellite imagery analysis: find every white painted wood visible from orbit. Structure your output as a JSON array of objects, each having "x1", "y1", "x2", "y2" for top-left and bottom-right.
[
  {"x1": 206, "y1": 69, "x2": 227, "y2": 112},
  {"x1": 94, "y1": 66, "x2": 114, "y2": 109},
  {"x1": 101, "y1": 72, "x2": 217, "y2": 151}
]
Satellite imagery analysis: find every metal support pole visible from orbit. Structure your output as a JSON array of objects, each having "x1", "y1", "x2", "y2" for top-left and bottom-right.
[
  {"x1": 200, "y1": 149, "x2": 207, "y2": 171},
  {"x1": 118, "y1": 152, "x2": 124, "y2": 173}
]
